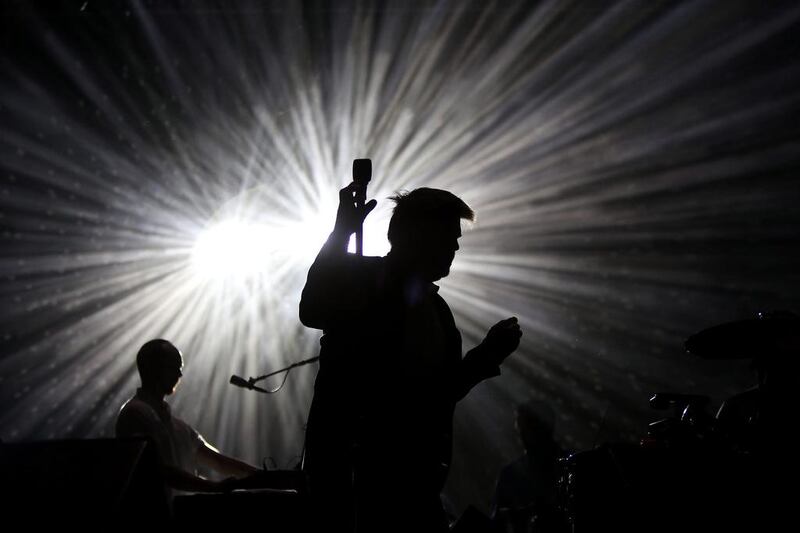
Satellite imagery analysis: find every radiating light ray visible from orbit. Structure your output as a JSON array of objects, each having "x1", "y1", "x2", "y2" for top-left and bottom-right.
[{"x1": 1, "y1": 0, "x2": 800, "y2": 512}]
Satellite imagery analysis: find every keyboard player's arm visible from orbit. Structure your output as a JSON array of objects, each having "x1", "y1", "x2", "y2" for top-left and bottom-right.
[
  {"x1": 198, "y1": 440, "x2": 259, "y2": 479},
  {"x1": 163, "y1": 465, "x2": 236, "y2": 493}
]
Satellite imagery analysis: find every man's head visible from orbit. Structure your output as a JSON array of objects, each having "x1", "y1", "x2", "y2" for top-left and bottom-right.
[
  {"x1": 387, "y1": 188, "x2": 474, "y2": 282},
  {"x1": 136, "y1": 339, "x2": 183, "y2": 396},
  {"x1": 515, "y1": 399, "x2": 557, "y2": 454}
]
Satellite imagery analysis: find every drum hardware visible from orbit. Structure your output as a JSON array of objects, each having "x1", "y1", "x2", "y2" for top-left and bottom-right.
[{"x1": 555, "y1": 311, "x2": 799, "y2": 531}]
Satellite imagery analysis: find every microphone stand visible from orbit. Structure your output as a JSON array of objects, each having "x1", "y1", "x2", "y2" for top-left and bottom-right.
[
  {"x1": 355, "y1": 186, "x2": 365, "y2": 256},
  {"x1": 352, "y1": 158, "x2": 372, "y2": 257},
  {"x1": 229, "y1": 356, "x2": 320, "y2": 394},
  {"x1": 350, "y1": 158, "x2": 372, "y2": 529}
]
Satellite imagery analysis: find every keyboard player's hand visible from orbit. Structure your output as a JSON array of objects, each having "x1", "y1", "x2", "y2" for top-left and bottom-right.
[{"x1": 216, "y1": 476, "x2": 241, "y2": 493}]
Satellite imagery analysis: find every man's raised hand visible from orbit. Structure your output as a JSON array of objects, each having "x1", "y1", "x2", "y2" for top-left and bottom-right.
[{"x1": 333, "y1": 181, "x2": 377, "y2": 238}]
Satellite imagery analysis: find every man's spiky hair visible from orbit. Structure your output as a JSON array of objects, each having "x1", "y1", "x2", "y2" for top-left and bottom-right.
[{"x1": 387, "y1": 188, "x2": 474, "y2": 245}]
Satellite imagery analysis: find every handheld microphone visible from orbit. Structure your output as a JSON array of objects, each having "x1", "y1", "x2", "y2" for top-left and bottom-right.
[
  {"x1": 353, "y1": 158, "x2": 371, "y2": 185},
  {"x1": 230, "y1": 375, "x2": 253, "y2": 389}
]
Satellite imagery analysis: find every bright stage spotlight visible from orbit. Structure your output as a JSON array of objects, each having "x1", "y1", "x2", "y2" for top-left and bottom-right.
[
  {"x1": 190, "y1": 202, "x2": 346, "y2": 281},
  {"x1": 192, "y1": 220, "x2": 273, "y2": 278}
]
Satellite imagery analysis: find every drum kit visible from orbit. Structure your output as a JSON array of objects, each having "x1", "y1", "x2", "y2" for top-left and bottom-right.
[{"x1": 555, "y1": 311, "x2": 800, "y2": 533}]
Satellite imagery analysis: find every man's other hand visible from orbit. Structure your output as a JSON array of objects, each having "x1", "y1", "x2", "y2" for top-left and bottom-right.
[
  {"x1": 216, "y1": 476, "x2": 241, "y2": 493},
  {"x1": 480, "y1": 317, "x2": 522, "y2": 365}
]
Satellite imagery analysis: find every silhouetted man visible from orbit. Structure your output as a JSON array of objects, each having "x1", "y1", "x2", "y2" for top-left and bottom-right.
[
  {"x1": 300, "y1": 183, "x2": 522, "y2": 532},
  {"x1": 116, "y1": 339, "x2": 257, "y2": 493},
  {"x1": 491, "y1": 400, "x2": 566, "y2": 533}
]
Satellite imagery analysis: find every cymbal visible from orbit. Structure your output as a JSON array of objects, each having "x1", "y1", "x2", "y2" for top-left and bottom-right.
[{"x1": 685, "y1": 311, "x2": 799, "y2": 360}]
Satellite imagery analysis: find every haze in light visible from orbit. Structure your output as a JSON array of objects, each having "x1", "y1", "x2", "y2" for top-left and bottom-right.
[{"x1": 191, "y1": 215, "x2": 336, "y2": 280}]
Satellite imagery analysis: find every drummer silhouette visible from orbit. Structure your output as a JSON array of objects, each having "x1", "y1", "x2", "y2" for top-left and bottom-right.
[
  {"x1": 686, "y1": 310, "x2": 800, "y2": 456},
  {"x1": 685, "y1": 310, "x2": 800, "y2": 531}
]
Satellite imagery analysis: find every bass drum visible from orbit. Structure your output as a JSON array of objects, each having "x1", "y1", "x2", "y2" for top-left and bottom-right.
[{"x1": 558, "y1": 443, "x2": 764, "y2": 533}]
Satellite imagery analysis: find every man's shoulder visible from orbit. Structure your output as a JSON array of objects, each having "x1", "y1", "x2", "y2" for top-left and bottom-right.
[
  {"x1": 116, "y1": 396, "x2": 160, "y2": 434},
  {"x1": 354, "y1": 253, "x2": 386, "y2": 270},
  {"x1": 118, "y1": 396, "x2": 151, "y2": 417},
  {"x1": 338, "y1": 254, "x2": 391, "y2": 294},
  {"x1": 311, "y1": 252, "x2": 385, "y2": 286}
]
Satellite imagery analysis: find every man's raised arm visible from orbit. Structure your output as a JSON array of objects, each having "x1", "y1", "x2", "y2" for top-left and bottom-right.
[{"x1": 299, "y1": 182, "x2": 377, "y2": 330}]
